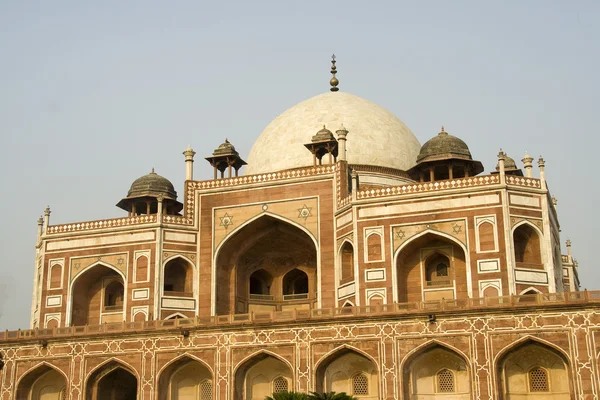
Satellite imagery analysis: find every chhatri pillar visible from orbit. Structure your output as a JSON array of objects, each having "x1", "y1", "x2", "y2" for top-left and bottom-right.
[{"x1": 205, "y1": 139, "x2": 247, "y2": 179}]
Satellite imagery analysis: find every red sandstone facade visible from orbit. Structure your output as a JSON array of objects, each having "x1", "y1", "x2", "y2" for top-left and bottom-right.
[{"x1": 0, "y1": 81, "x2": 590, "y2": 399}]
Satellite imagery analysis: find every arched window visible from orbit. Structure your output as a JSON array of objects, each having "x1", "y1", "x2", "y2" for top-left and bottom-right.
[
  {"x1": 282, "y1": 269, "x2": 309, "y2": 299},
  {"x1": 104, "y1": 280, "x2": 124, "y2": 311},
  {"x1": 200, "y1": 379, "x2": 213, "y2": 400},
  {"x1": 340, "y1": 242, "x2": 354, "y2": 280},
  {"x1": 249, "y1": 269, "x2": 273, "y2": 296},
  {"x1": 513, "y1": 224, "x2": 542, "y2": 265},
  {"x1": 273, "y1": 376, "x2": 288, "y2": 393},
  {"x1": 529, "y1": 367, "x2": 549, "y2": 392},
  {"x1": 436, "y1": 368, "x2": 455, "y2": 392},
  {"x1": 352, "y1": 373, "x2": 369, "y2": 395},
  {"x1": 425, "y1": 253, "x2": 451, "y2": 287},
  {"x1": 163, "y1": 258, "x2": 193, "y2": 296}
]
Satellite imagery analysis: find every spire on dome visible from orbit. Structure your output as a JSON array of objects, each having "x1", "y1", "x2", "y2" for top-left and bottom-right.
[{"x1": 330, "y1": 54, "x2": 339, "y2": 92}]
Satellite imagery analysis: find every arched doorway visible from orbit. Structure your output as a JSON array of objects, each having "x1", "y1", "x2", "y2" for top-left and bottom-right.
[
  {"x1": 16, "y1": 364, "x2": 66, "y2": 400},
  {"x1": 402, "y1": 344, "x2": 470, "y2": 399},
  {"x1": 315, "y1": 348, "x2": 378, "y2": 399},
  {"x1": 163, "y1": 257, "x2": 194, "y2": 297},
  {"x1": 497, "y1": 340, "x2": 570, "y2": 399},
  {"x1": 215, "y1": 216, "x2": 317, "y2": 314},
  {"x1": 157, "y1": 356, "x2": 213, "y2": 400},
  {"x1": 234, "y1": 353, "x2": 293, "y2": 400},
  {"x1": 396, "y1": 233, "x2": 467, "y2": 302},
  {"x1": 71, "y1": 264, "x2": 125, "y2": 326},
  {"x1": 86, "y1": 361, "x2": 138, "y2": 400}
]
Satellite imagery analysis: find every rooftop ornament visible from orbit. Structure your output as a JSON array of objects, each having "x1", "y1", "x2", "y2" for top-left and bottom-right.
[{"x1": 330, "y1": 54, "x2": 339, "y2": 92}]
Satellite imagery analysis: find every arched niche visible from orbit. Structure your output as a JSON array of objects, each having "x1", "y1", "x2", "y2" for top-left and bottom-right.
[
  {"x1": 215, "y1": 215, "x2": 317, "y2": 315},
  {"x1": 163, "y1": 257, "x2": 194, "y2": 297},
  {"x1": 48, "y1": 263, "x2": 62, "y2": 289},
  {"x1": 315, "y1": 347, "x2": 378, "y2": 399},
  {"x1": 282, "y1": 269, "x2": 309, "y2": 298},
  {"x1": 339, "y1": 241, "x2": 354, "y2": 281},
  {"x1": 157, "y1": 356, "x2": 213, "y2": 400},
  {"x1": 85, "y1": 360, "x2": 138, "y2": 400},
  {"x1": 513, "y1": 223, "x2": 543, "y2": 267},
  {"x1": 249, "y1": 269, "x2": 273, "y2": 296},
  {"x1": 234, "y1": 353, "x2": 293, "y2": 400},
  {"x1": 395, "y1": 233, "x2": 467, "y2": 303},
  {"x1": 402, "y1": 344, "x2": 471, "y2": 399},
  {"x1": 366, "y1": 234, "x2": 383, "y2": 262},
  {"x1": 16, "y1": 364, "x2": 67, "y2": 400},
  {"x1": 497, "y1": 340, "x2": 570, "y2": 399},
  {"x1": 71, "y1": 264, "x2": 125, "y2": 326}
]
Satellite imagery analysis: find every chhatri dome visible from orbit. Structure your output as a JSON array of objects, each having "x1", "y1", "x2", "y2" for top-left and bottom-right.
[{"x1": 245, "y1": 57, "x2": 421, "y2": 175}]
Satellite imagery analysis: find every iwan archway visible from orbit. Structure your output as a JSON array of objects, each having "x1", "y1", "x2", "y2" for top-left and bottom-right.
[{"x1": 214, "y1": 215, "x2": 317, "y2": 315}]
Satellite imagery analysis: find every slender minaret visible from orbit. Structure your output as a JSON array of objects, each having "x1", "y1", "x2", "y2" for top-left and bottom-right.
[
  {"x1": 43, "y1": 206, "x2": 51, "y2": 234},
  {"x1": 183, "y1": 145, "x2": 196, "y2": 181},
  {"x1": 497, "y1": 149, "x2": 506, "y2": 184},
  {"x1": 37, "y1": 216, "x2": 43, "y2": 242},
  {"x1": 336, "y1": 124, "x2": 349, "y2": 161},
  {"x1": 538, "y1": 156, "x2": 546, "y2": 189}
]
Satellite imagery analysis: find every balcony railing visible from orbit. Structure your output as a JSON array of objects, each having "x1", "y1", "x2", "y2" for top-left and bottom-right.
[
  {"x1": 249, "y1": 294, "x2": 274, "y2": 301},
  {"x1": 163, "y1": 291, "x2": 194, "y2": 298},
  {"x1": 247, "y1": 293, "x2": 310, "y2": 302},
  {"x1": 426, "y1": 280, "x2": 452, "y2": 287},
  {"x1": 102, "y1": 305, "x2": 123, "y2": 312},
  {"x1": 2, "y1": 290, "x2": 598, "y2": 342}
]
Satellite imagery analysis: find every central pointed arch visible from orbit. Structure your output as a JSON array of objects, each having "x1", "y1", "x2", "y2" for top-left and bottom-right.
[
  {"x1": 15, "y1": 363, "x2": 68, "y2": 400},
  {"x1": 314, "y1": 345, "x2": 379, "y2": 398},
  {"x1": 85, "y1": 359, "x2": 139, "y2": 400},
  {"x1": 233, "y1": 350, "x2": 294, "y2": 400},
  {"x1": 212, "y1": 214, "x2": 318, "y2": 315},
  {"x1": 157, "y1": 354, "x2": 214, "y2": 400},
  {"x1": 400, "y1": 341, "x2": 471, "y2": 399},
  {"x1": 495, "y1": 336, "x2": 571, "y2": 399}
]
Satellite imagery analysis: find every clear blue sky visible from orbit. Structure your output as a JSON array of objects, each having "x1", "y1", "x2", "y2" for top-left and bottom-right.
[{"x1": 0, "y1": 1, "x2": 598, "y2": 329}]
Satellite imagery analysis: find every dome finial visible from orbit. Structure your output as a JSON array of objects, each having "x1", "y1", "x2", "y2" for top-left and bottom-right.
[
  {"x1": 330, "y1": 54, "x2": 339, "y2": 92},
  {"x1": 151, "y1": 167, "x2": 155, "y2": 174}
]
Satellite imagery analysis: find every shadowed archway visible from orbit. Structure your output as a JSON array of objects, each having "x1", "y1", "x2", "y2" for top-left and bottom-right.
[{"x1": 215, "y1": 215, "x2": 317, "y2": 315}]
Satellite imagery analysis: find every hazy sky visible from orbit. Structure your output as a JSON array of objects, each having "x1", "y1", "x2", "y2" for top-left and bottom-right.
[{"x1": 0, "y1": 1, "x2": 598, "y2": 330}]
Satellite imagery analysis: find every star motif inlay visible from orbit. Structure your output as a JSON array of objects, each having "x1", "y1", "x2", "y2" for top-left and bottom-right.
[
  {"x1": 452, "y1": 223, "x2": 462, "y2": 234},
  {"x1": 117, "y1": 257, "x2": 125, "y2": 266},
  {"x1": 74, "y1": 262, "x2": 81, "y2": 270},
  {"x1": 395, "y1": 230, "x2": 406, "y2": 239},
  {"x1": 297, "y1": 205, "x2": 312, "y2": 221},
  {"x1": 219, "y1": 213, "x2": 233, "y2": 228}
]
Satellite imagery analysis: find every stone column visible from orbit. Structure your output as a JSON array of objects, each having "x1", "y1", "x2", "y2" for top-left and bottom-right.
[
  {"x1": 336, "y1": 125, "x2": 348, "y2": 162},
  {"x1": 37, "y1": 216, "x2": 43, "y2": 241},
  {"x1": 42, "y1": 206, "x2": 51, "y2": 235},
  {"x1": 538, "y1": 156, "x2": 546, "y2": 189},
  {"x1": 183, "y1": 145, "x2": 196, "y2": 181},
  {"x1": 497, "y1": 149, "x2": 506, "y2": 185},
  {"x1": 522, "y1": 152, "x2": 534, "y2": 177},
  {"x1": 351, "y1": 171, "x2": 358, "y2": 201},
  {"x1": 566, "y1": 239, "x2": 572, "y2": 263}
]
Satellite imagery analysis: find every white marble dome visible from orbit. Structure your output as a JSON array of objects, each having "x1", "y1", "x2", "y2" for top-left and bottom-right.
[{"x1": 245, "y1": 92, "x2": 421, "y2": 175}]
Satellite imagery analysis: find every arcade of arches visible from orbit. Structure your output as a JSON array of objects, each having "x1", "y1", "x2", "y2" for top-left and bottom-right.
[
  {"x1": 13, "y1": 340, "x2": 574, "y2": 399},
  {"x1": 216, "y1": 216, "x2": 317, "y2": 315},
  {"x1": 396, "y1": 233, "x2": 467, "y2": 302}
]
